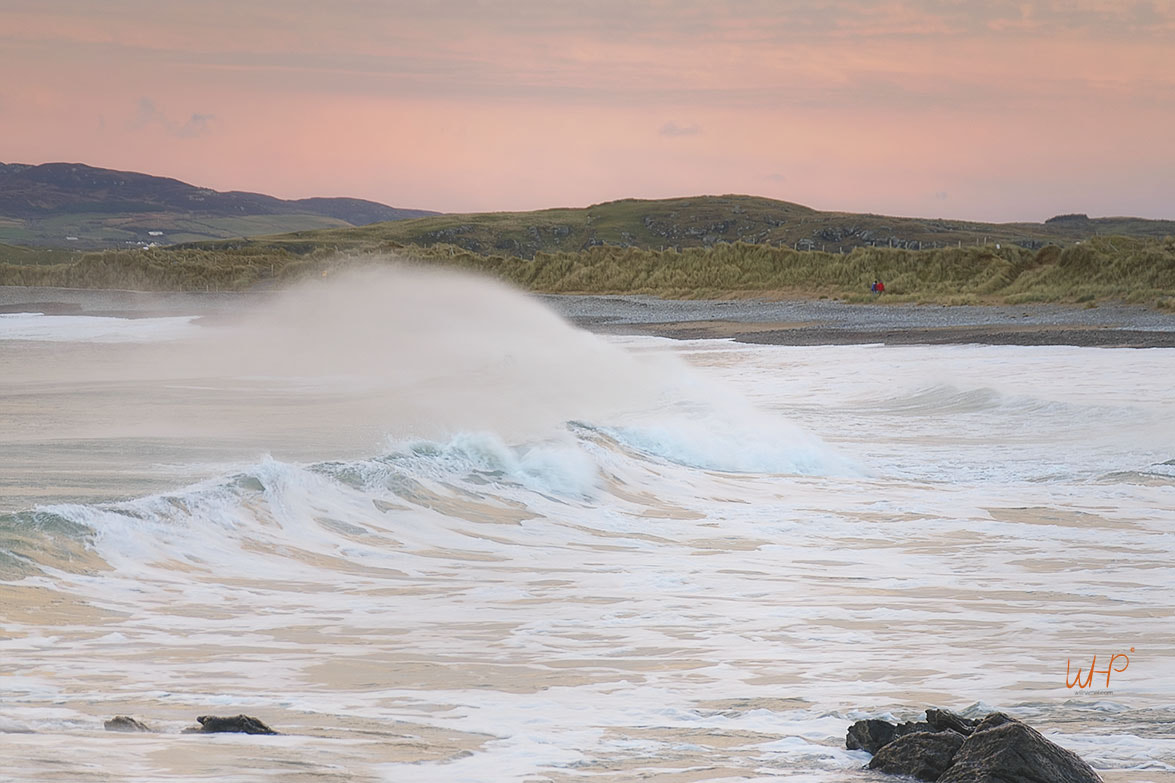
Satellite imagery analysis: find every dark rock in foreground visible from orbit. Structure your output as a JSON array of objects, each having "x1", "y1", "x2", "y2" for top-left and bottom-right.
[
  {"x1": 925, "y1": 708, "x2": 979, "y2": 736},
  {"x1": 938, "y1": 713, "x2": 1102, "y2": 783},
  {"x1": 847, "y1": 717, "x2": 947, "y2": 754},
  {"x1": 849, "y1": 708, "x2": 1102, "y2": 783},
  {"x1": 104, "y1": 715, "x2": 153, "y2": 732},
  {"x1": 869, "y1": 730, "x2": 965, "y2": 781},
  {"x1": 847, "y1": 719, "x2": 900, "y2": 754},
  {"x1": 184, "y1": 714, "x2": 278, "y2": 735}
]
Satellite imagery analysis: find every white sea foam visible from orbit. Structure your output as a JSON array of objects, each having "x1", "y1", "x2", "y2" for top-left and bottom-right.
[
  {"x1": 388, "y1": 431, "x2": 603, "y2": 498},
  {"x1": 0, "y1": 312, "x2": 200, "y2": 342},
  {"x1": 602, "y1": 414, "x2": 857, "y2": 475}
]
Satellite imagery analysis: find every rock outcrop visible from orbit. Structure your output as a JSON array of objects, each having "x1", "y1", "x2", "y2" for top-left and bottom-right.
[
  {"x1": 869, "y1": 730, "x2": 965, "y2": 781},
  {"x1": 925, "y1": 708, "x2": 980, "y2": 736},
  {"x1": 848, "y1": 708, "x2": 1102, "y2": 783},
  {"x1": 846, "y1": 718, "x2": 901, "y2": 754},
  {"x1": 845, "y1": 708, "x2": 979, "y2": 755},
  {"x1": 183, "y1": 714, "x2": 279, "y2": 735},
  {"x1": 938, "y1": 713, "x2": 1102, "y2": 783},
  {"x1": 104, "y1": 715, "x2": 153, "y2": 732}
]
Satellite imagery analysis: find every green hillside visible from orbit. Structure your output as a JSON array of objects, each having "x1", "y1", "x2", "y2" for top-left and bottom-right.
[
  {"x1": 211, "y1": 195, "x2": 1175, "y2": 258},
  {"x1": 0, "y1": 242, "x2": 80, "y2": 265},
  {"x1": 0, "y1": 212, "x2": 354, "y2": 249}
]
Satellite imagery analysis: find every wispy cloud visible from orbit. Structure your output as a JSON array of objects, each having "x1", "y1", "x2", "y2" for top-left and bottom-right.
[
  {"x1": 4, "y1": 1, "x2": 1171, "y2": 113},
  {"x1": 659, "y1": 121, "x2": 700, "y2": 137},
  {"x1": 177, "y1": 113, "x2": 214, "y2": 138},
  {"x1": 131, "y1": 97, "x2": 214, "y2": 138},
  {"x1": 1, "y1": 0, "x2": 1172, "y2": 219}
]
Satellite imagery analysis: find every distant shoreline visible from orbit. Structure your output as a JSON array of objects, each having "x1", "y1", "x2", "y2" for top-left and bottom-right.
[
  {"x1": 622, "y1": 321, "x2": 1175, "y2": 348},
  {"x1": 541, "y1": 294, "x2": 1175, "y2": 348},
  {"x1": 3, "y1": 285, "x2": 1175, "y2": 348}
]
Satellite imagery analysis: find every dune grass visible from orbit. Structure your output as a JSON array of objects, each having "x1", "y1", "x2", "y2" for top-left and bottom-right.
[
  {"x1": 203, "y1": 194, "x2": 1175, "y2": 258},
  {"x1": 1, "y1": 236, "x2": 1172, "y2": 308}
]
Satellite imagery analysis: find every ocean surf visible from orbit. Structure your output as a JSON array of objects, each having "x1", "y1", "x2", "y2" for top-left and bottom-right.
[{"x1": 2, "y1": 268, "x2": 1173, "y2": 782}]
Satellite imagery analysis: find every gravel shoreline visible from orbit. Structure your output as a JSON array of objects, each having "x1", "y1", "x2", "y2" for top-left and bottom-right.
[{"x1": 4, "y1": 286, "x2": 1174, "y2": 348}]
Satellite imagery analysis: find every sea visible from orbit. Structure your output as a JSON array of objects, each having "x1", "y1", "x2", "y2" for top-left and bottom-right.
[{"x1": 1, "y1": 268, "x2": 1173, "y2": 783}]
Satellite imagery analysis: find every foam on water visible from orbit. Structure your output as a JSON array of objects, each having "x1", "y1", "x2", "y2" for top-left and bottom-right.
[
  {"x1": 387, "y1": 432, "x2": 604, "y2": 498},
  {"x1": 1, "y1": 270, "x2": 1173, "y2": 782},
  {"x1": 600, "y1": 416, "x2": 857, "y2": 475},
  {"x1": 0, "y1": 312, "x2": 200, "y2": 342}
]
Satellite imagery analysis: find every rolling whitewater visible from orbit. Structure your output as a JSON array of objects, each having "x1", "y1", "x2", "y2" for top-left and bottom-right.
[{"x1": 1, "y1": 267, "x2": 1173, "y2": 782}]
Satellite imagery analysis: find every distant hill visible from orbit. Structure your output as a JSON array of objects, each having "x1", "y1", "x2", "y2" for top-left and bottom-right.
[
  {"x1": 209, "y1": 194, "x2": 1175, "y2": 259},
  {"x1": 4, "y1": 193, "x2": 1172, "y2": 307},
  {"x1": 0, "y1": 162, "x2": 437, "y2": 248}
]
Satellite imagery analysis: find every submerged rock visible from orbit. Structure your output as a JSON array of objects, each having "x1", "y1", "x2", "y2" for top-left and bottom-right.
[
  {"x1": 104, "y1": 715, "x2": 153, "y2": 732},
  {"x1": 849, "y1": 708, "x2": 1102, "y2": 783},
  {"x1": 868, "y1": 730, "x2": 965, "y2": 781},
  {"x1": 184, "y1": 714, "x2": 278, "y2": 735}
]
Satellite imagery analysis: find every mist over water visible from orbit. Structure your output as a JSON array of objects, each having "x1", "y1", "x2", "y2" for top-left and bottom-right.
[
  {"x1": 1, "y1": 267, "x2": 1173, "y2": 782},
  {"x1": 6, "y1": 266, "x2": 655, "y2": 454},
  {"x1": 191, "y1": 266, "x2": 668, "y2": 441}
]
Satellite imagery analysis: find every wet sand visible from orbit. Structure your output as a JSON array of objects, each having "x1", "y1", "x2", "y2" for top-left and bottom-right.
[
  {"x1": 645, "y1": 321, "x2": 1175, "y2": 347},
  {"x1": 539, "y1": 295, "x2": 1175, "y2": 348}
]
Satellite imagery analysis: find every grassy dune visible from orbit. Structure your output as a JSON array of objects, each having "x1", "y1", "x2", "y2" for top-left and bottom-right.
[
  {"x1": 2, "y1": 194, "x2": 1171, "y2": 308},
  {"x1": 0, "y1": 242, "x2": 80, "y2": 266},
  {"x1": 225, "y1": 195, "x2": 1175, "y2": 258},
  {"x1": 2, "y1": 236, "x2": 1172, "y2": 308}
]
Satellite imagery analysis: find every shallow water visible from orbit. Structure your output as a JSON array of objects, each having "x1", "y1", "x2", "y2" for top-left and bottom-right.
[{"x1": 2, "y1": 273, "x2": 1173, "y2": 782}]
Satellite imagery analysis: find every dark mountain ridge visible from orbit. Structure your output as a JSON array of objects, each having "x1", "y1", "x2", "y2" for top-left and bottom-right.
[
  {"x1": 3, "y1": 162, "x2": 1172, "y2": 255},
  {"x1": 0, "y1": 162, "x2": 437, "y2": 248},
  {"x1": 0, "y1": 162, "x2": 434, "y2": 222}
]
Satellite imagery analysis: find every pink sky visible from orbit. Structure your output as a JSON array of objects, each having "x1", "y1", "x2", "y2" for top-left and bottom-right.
[{"x1": 2, "y1": 0, "x2": 1173, "y2": 220}]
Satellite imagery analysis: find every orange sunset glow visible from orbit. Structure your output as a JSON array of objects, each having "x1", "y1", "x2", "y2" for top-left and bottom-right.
[{"x1": 2, "y1": 0, "x2": 1173, "y2": 220}]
